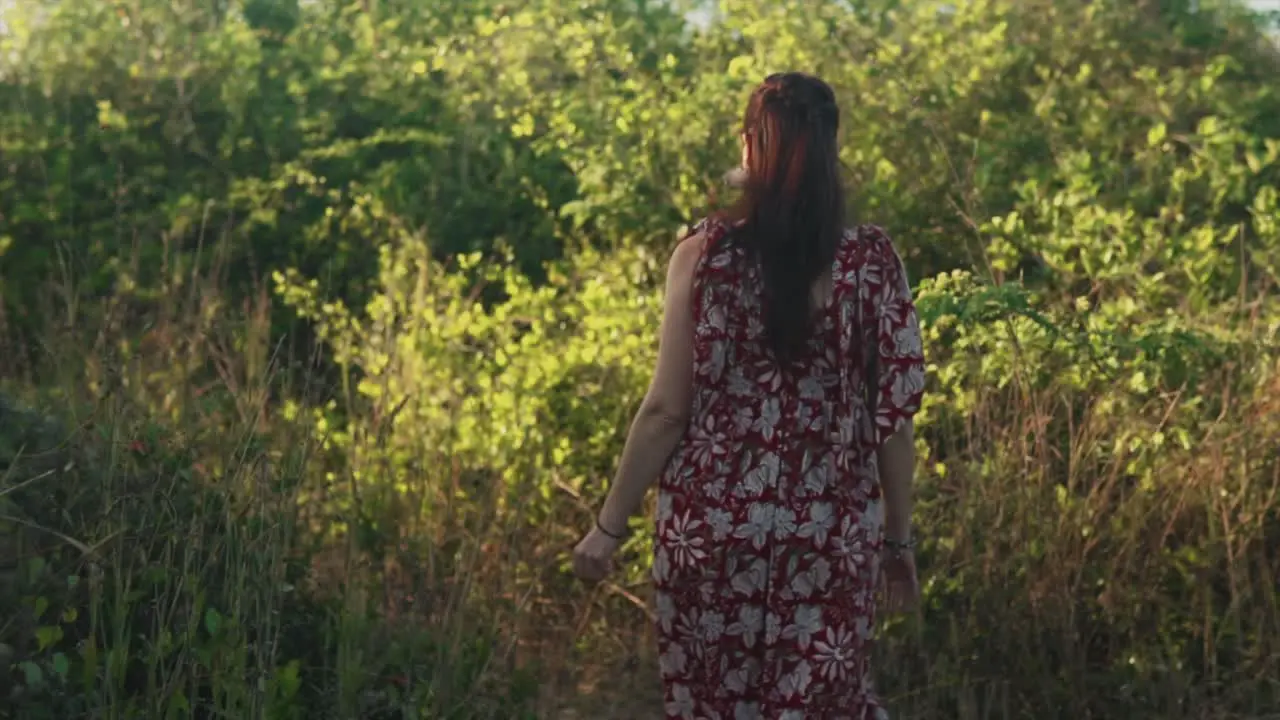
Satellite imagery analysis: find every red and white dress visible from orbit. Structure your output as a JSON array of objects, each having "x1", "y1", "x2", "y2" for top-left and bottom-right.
[{"x1": 654, "y1": 218, "x2": 926, "y2": 719}]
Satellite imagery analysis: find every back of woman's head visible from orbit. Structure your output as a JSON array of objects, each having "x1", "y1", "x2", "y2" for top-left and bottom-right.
[{"x1": 728, "y1": 72, "x2": 845, "y2": 364}]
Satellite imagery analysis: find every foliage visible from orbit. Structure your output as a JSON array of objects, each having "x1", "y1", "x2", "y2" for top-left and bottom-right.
[{"x1": 1, "y1": 0, "x2": 1279, "y2": 717}]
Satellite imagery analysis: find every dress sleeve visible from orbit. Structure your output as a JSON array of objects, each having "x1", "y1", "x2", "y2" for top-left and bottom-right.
[{"x1": 866, "y1": 230, "x2": 926, "y2": 446}]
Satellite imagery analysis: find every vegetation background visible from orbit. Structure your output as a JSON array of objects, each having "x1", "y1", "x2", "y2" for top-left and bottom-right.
[{"x1": 1, "y1": 0, "x2": 1278, "y2": 718}]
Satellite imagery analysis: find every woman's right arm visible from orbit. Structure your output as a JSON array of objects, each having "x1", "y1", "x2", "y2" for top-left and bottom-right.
[
  {"x1": 863, "y1": 227, "x2": 925, "y2": 545},
  {"x1": 877, "y1": 419, "x2": 915, "y2": 544}
]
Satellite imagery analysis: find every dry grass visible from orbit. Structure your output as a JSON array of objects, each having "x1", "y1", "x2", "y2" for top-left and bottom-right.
[{"x1": 2, "y1": 263, "x2": 1278, "y2": 719}]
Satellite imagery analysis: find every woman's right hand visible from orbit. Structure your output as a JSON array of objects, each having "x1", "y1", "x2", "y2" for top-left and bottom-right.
[{"x1": 880, "y1": 548, "x2": 920, "y2": 614}]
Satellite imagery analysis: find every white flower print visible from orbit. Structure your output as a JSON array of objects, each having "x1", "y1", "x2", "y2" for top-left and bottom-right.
[
  {"x1": 834, "y1": 447, "x2": 859, "y2": 478},
  {"x1": 848, "y1": 456, "x2": 877, "y2": 494},
  {"x1": 798, "y1": 374, "x2": 824, "y2": 399},
  {"x1": 732, "y1": 503, "x2": 775, "y2": 550},
  {"x1": 705, "y1": 304, "x2": 728, "y2": 332},
  {"x1": 813, "y1": 624, "x2": 858, "y2": 682},
  {"x1": 660, "y1": 641, "x2": 689, "y2": 678},
  {"x1": 778, "y1": 659, "x2": 814, "y2": 699},
  {"x1": 655, "y1": 591, "x2": 677, "y2": 633},
  {"x1": 831, "y1": 516, "x2": 871, "y2": 576},
  {"x1": 730, "y1": 557, "x2": 768, "y2": 596},
  {"x1": 789, "y1": 569, "x2": 815, "y2": 599},
  {"x1": 665, "y1": 460, "x2": 698, "y2": 490},
  {"x1": 723, "y1": 554, "x2": 739, "y2": 577},
  {"x1": 757, "y1": 366, "x2": 783, "y2": 393},
  {"x1": 794, "y1": 403, "x2": 818, "y2": 435},
  {"x1": 652, "y1": 546, "x2": 671, "y2": 584},
  {"x1": 666, "y1": 682, "x2": 696, "y2": 719},
  {"x1": 664, "y1": 511, "x2": 709, "y2": 569},
  {"x1": 705, "y1": 476, "x2": 728, "y2": 501},
  {"x1": 803, "y1": 456, "x2": 831, "y2": 495},
  {"x1": 676, "y1": 607, "x2": 702, "y2": 645},
  {"x1": 781, "y1": 605, "x2": 823, "y2": 650},
  {"x1": 727, "y1": 605, "x2": 764, "y2": 648},
  {"x1": 808, "y1": 400, "x2": 834, "y2": 434},
  {"x1": 810, "y1": 556, "x2": 834, "y2": 591},
  {"x1": 688, "y1": 430, "x2": 722, "y2": 471},
  {"x1": 698, "y1": 610, "x2": 726, "y2": 644},
  {"x1": 890, "y1": 364, "x2": 926, "y2": 408},
  {"x1": 790, "y1": 556, "x2": 833, "y2": 599},
  {"x1": 857, "y1": 259, "x2": 883, "y2": 296},
  {"x1": 729, "y1": 371, "x2": 756, "y2": 398},
  {"x1": 657, "y1": 493, "x2": 674, "y2": 524},
  {"x1": 783, "y1": 550, "x2": 801, "y2": 579},
  {"x1": 771, "y1": 506, "x2": 798, "y2": 540},
  {"x1": 765, "y1": 610, "x2": 783, "y2": 645},
  {"x1": 708, "y1": 245, "x2": 733, "y2": 268},
  {"x1": 705, "y1": 340, "x2": 727, "y2": 382},
  {"x1": 834, "y1": 413, "x2": 855, "y2": 445},
  {"x1": 741, "y1": 452, "x2": 779, "y2": 496},
  {"x1": 653, "y1": 219, "x2": 923, "y2": 714},
  {"x1": 751, "y1": 397, "x2": 781, "y2": 440},
  {"x1": 723, "y1": 663, "x2": 750, "y2": 694},
  {"x1": 707, "y1": 507, "x2": 735, "y2": 541},
  {"x1": 733, "y1": 700, "x2": 762, "y2": 720},
  {"x1": 797, "y1": 501, "x2": 837, "y2": 548},
  {"x1": 894, "y1": 321, "x2": 923, "y2": 358},
  {"x1": 878, "y1": 299, "x2": 907, "y2": 332}
]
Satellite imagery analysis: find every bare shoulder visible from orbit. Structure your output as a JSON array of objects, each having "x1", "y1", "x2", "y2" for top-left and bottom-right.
[
  {"x1": 668, "y1": 229, "x2": 709, "y2": 281},
  {"x1": 673, "y1": 229, "x2": 709, "y2": 262}
]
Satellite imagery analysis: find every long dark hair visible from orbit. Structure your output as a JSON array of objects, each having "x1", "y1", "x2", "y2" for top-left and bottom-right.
[{"x1": 724, "y1": 72, "x2": 845, "y2": 364}]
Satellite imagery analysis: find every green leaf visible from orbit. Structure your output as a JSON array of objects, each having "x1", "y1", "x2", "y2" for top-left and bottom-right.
[
  {"x1": 19, "y1": 660, "x2": 44, "y2": 687},
  {"x1": 168, "y1": 690, "x2": 191, "y2": 718},
  {"x1": 204, "y1": 608, "x2": 222, "y2": 636},
  {"x1": 1147, "y1": 122, "x2": 1167, "y2": 147},
  {"x1": 36, "y1": 625, "x2": 63, "y2": 651},
  {"x1": 52, "y1": 652, "x2": 70, "y2": 677},
  {"x1": 27, "y1": 557, "x2": 46, "y2": 584}
]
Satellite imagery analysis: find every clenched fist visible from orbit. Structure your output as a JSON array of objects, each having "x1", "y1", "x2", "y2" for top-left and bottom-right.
[{"x1": 572, "y1": 525, "x2": 623, "y2": 582}]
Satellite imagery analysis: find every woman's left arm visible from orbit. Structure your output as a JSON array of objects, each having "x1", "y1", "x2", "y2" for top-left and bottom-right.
[{"x1": 594, "y1": 232, "x2": 704, "y2": 536}]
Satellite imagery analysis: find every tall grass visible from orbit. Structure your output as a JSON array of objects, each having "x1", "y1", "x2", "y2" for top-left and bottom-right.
[
  {"x1": 0, "y1": 260, "x2": 544, "y2": 719},
  {"x1": 2, "y1": 243, "x2": 1278, "y2": 720},
  {"x1": 559, "y1": 335, "x2": 1280, "y2": 720},
  {"x1": 875, "y1": 354, "x2": 1280, "y2": 719}
]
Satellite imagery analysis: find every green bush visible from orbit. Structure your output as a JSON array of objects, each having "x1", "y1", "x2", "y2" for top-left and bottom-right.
[{"x1": 1, "y1": 0, "x2": 1278, "y2": 717}]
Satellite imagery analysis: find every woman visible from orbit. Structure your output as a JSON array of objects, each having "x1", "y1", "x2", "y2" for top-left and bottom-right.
[{"x1": 573, "y1": 72, "x2": 925, "y2": 719}]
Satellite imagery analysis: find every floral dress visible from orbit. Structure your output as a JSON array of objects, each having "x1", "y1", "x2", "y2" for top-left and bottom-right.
[{"x1": 653, "y1": 218, "x2": 926, "y2": 720}]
